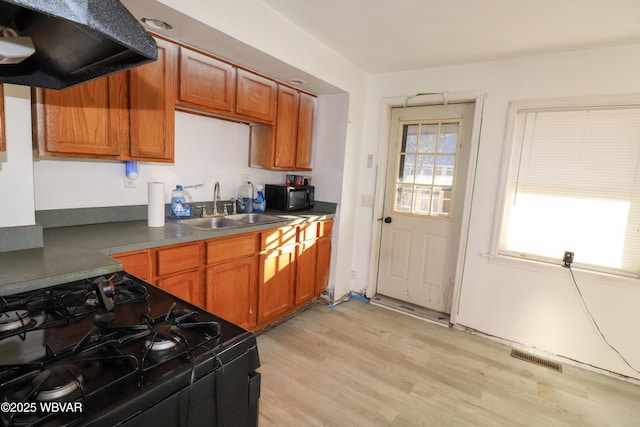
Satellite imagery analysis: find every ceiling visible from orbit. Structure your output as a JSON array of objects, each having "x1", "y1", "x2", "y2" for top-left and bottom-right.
[
  {"x1": 121, "y1": 0, "x2": 640, "y2": 94},
  {"x1": 260, "y1": 0, "x2": 640, "y2": 73}
]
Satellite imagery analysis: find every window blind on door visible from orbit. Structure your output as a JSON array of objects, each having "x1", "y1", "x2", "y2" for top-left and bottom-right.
[{"x1": 498, "y1": 105, "x2": 640, "y2": 276}]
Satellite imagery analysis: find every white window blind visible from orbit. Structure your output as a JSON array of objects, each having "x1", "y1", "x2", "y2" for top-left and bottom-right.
[{"x1": 499, "y1": 104, "x2": 640, "y2": 276}]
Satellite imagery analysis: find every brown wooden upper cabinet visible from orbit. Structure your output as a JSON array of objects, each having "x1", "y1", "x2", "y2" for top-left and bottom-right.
[
  {"x1": 32, "y1": 72, "x2": 129, "y2": 158},
  {"x1": 128, "y1": 37, "x2": 177, "y2": 161},
  {"x1": 32, "y1": 37, "x2": 177, "y2": 163},
  {"x1": 177, "y1": 46, "x2": 277, "y2": 124},
  {"x1": 178, "y1": 47, "x2": 236, "y2": 113},
  {"x1": 235, "y1": 69, "x2": 277, "y2": 123},
  {"x1": 0, "y1": 84, "x2": 5, "y2": 153},
  {"x1": 30, "y1": 35, "x2": 315, "y2": 169},
  {"x1": 250, "y1": 85, "x2": 316, "y2": 171}
]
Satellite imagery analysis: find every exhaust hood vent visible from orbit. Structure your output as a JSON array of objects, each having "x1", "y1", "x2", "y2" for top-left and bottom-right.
[{"x1": 0, "y1": 0, "x2": 157, "y2": 89}]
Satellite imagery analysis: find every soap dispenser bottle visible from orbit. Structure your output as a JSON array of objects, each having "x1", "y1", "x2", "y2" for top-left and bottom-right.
[
  {"x1": 170, "y1": 185, "x2": 192, "y2": 218},
  {"x1": 253, "y1": 185, "x2": 266, "y2": 212}
]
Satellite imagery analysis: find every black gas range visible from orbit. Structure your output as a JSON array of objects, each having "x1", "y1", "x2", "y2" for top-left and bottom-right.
[{"x1": 0, "y1": 272, "x2": 260, "y2": 427}]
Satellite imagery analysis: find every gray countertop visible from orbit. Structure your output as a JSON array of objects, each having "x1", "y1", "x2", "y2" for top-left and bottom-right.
[{"x1": 0, "y1": 210, "x2": 334, "y2": 296}]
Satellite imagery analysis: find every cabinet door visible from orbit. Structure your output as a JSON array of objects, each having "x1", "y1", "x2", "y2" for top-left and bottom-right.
[
  {"x1": 179, "y1": 47, "x2": 236, "y2": 113},
  {"x1": 258, "y1": 245, "x2": 296, "y2": 324},
  {"x1": 157, "y1": 270, "x2": 199, "y2": 305},
  {"x1": 129, "y1": 37, "x2": 177, "y2": 162},
  {"x1": 260, "y1": 225, "x2": 297, "y2": 251},
  {"x1": 295, "y1": 92, "x2": 315, "y2": 169},
  {"x1": 206, "y1": 232, "x2": 257, "y2": 265},
  {"x1": 112, "y1": 250, "x2": 150, "y2": 281},
  {"x1": 315, "y1": 236, "x2": 332, "y2": 296},
  {"x1": 273, "y1": 85, "x2": 299, "y2": 168},
  {"x1": 154, "y1": 243, "x2": 201, "y2": 277},
  {"x1": 206, "y1": 256, "x2": 257, "y2": 329},
  {"x1": 296, "y1": 240, "x2": 317, "y2": 306},
  {"x1": 236, "y1": 69, "x2": 277, "y2": 123},
  {"x1": 33, "y1": 73, "x2": 129, "y2": 158}
]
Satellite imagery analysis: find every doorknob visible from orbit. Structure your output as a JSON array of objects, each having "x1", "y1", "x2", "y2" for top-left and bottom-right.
[{"x1": 384, "y1": 217, "x2": 392, "y2": 224}]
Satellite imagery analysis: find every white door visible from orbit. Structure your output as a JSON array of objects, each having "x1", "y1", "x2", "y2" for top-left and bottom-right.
[{"x1": 377, "y1": 103, "x2": 475, "y2": 313}]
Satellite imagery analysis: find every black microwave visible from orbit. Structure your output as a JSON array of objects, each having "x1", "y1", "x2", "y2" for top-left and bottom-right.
[{"x1": 265, "y1": 184, "x2": 314, "y2": 211}]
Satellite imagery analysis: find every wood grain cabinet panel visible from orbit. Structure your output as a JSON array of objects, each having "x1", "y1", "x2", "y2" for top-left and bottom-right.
[
  {"x1": 250, "y1": 85, "x2": 316, "y2": 171},
  {"x1": 206, "y1": 256, "x2": 257, "y2": 329},
  {"x1": 206, "y1": 233, "x2": 257, "y2": 265},
  {"x1": 111, "y1": 250, "x2": 151, "y2": 281},
  {"x1": 272, "y1": 85, "x2": 299, "y2": 168},
  {"x1": 33, "y1": 36, "x2": 177, "y2": 162},
  {"x1": 156, "y1": 270, "x2": 199, "y2": 305},
  {"x1": 318, "y1": 219, "x2": 334, "y2": 238},
  {"x1": 33, "y1": 73, "x2": 129, "y2": 158},
  {"x1": 299, "y1": 222, "x2": 319, "y2": 242},
  {"x1": 179, "y1": 47, "x2": 236, "y2": 113},
  {"x1": 129, "y1": 37, "x2": 177, "y2": 162},
  {"x1": 315, "y1": 235, "x2": 332, "y2": 296},
  {"x1": 296, "y1": 240, "x2": 318, "y2": 306},
  {"x1": 260, "y1": 225, "x2": 297, "y2": 251},
  {"x1": 154, "y1": 243, "x2": 201, "y2": 277},
  {"x1": 258, "y1": 244, "x2": 296, "y2": 324},
  {"x1": 236, "y1": 69, "x2": 277, "y2": 123},
  {"x1": 295, "y1": 92, "x2": 315, "y2": 169}
]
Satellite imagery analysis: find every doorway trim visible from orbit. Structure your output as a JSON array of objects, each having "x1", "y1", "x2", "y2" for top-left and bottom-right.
[{"x1": 366, "y1": 91, "x2": 486, "y2": 325}]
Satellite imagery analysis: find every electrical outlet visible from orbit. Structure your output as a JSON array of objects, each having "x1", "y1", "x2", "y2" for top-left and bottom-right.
[
  {"x1": 241, "y1": 174, "x2": 250, "y2": 184},
  {"x1": 563, "y1": 251, "x2": 574, "y2": 268},
  {"x1": 124, "y1": 177, "x2": 137, "y2": 188}
]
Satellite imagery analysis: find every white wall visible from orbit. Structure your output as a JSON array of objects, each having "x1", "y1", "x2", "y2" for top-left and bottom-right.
[
  {"x1": 358, "y1": 44, "x2": 640, "y2": 378},
  {"x1": 0, "y1": 85, "x2": 35, "y2": 227},
  {"x1": 34, "y1": 112, "x2": 291, "y2": 209}
]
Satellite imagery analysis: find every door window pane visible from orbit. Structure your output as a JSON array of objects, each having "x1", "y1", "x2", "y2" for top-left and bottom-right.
[
  {"x1": 438, "y1": 123, "x2": 458, "y2": 153},
  {"x1": 413, "y1": 186, "x2": 432, "y2": 215},
  {"x1": 395, "y1": 184, "x2": 414, "y2": 212},
  {"x1": 418, "y1": 124, "x2": 438, "y2": 153},
  {"x1": 393, "y1": 121, "x2": 460, "y2": 219},
  {"x1": 402, "y1": 124, "x2": 418, "y2": 152},
  {"x1": 435, "y1": 155, "x2": 456, "y2": 186},
  {"x1": 398, "y1": 154, "x2": 415, "y2": 182},
  {"x1": 416, "y1": 155, "x2": 434, "y2": 184}
]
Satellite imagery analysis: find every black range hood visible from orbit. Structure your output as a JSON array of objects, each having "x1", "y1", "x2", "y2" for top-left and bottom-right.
[{"x1": 0, "y1": 0, "x2": 157, "y2": 89}]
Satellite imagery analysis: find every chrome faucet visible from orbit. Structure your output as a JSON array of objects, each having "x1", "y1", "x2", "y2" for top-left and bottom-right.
[{"x1": 212, "y1": 181, "x2": 220, "y2": 215}]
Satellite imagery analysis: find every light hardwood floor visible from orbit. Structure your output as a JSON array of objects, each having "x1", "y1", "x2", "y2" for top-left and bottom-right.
[{"x1": 256, "y1": 299, "x2": 640, "y2": 426}]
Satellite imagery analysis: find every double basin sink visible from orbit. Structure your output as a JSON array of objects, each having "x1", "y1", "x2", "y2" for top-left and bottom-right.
[{"x1": 179, "y1": 213, "x2": 286, "y2": 230}]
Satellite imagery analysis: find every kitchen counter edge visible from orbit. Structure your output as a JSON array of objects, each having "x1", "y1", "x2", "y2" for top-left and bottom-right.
[{"x1": 0, "y1": 211, "x2": 335, "y2": 296}]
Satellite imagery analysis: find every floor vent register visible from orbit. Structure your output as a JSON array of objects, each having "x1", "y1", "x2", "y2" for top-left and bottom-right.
[{"x1": 511, "y1": 349, "x2": 563, "y2": 373}]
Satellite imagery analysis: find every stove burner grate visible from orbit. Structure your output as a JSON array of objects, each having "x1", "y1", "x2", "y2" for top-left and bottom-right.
[
  {"x1": 0, "y1": 310, "x2": 33, "y2": 333},
  {"x1": 145, "y1": 325, "x2": 182, "y2": 351},
  {"x1": 33, "y1": 364, "x2": 83, "y2": 401}
]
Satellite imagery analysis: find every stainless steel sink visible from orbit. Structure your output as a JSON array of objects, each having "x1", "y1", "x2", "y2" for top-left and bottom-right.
[
  {"x1": 225, "y1": 213, "x2": 283, "y2": 225},
  {"x1": 179, "y1": 213, "x2": 285, "y2": 230}
]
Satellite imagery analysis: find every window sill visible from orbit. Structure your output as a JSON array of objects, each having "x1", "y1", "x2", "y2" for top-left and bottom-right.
[{"x1": 482, "y1": 252, "x2": 640, "y2": 288}]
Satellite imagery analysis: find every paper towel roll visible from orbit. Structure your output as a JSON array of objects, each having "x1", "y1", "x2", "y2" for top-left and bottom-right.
[{"x1": 148, "y1": 182, "x2": 165, "y2": 227}]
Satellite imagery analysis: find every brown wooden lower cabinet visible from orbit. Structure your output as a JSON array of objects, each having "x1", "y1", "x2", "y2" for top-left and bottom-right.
[
  {"x1": 156, "y1": 270, "x2": 199, "y2": 305},
  {"x1": 295, "y1": 240, "x2": 318, "y2": 306},
  {"x1": 315, "y1": 236, "x2": 332, "y2": 296},
  {"x1": 205, "y1": 255, "x2": 257, "y2": 330},
  {"x1": 111, "y1": 249, "x2": 150, "y2": 281},
  {"x1": 258, "y1": 244, "x2": 296, "y2": 324},
  {"x1": 111, "y1": 219, "x2": 333, "y2": 330}
]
